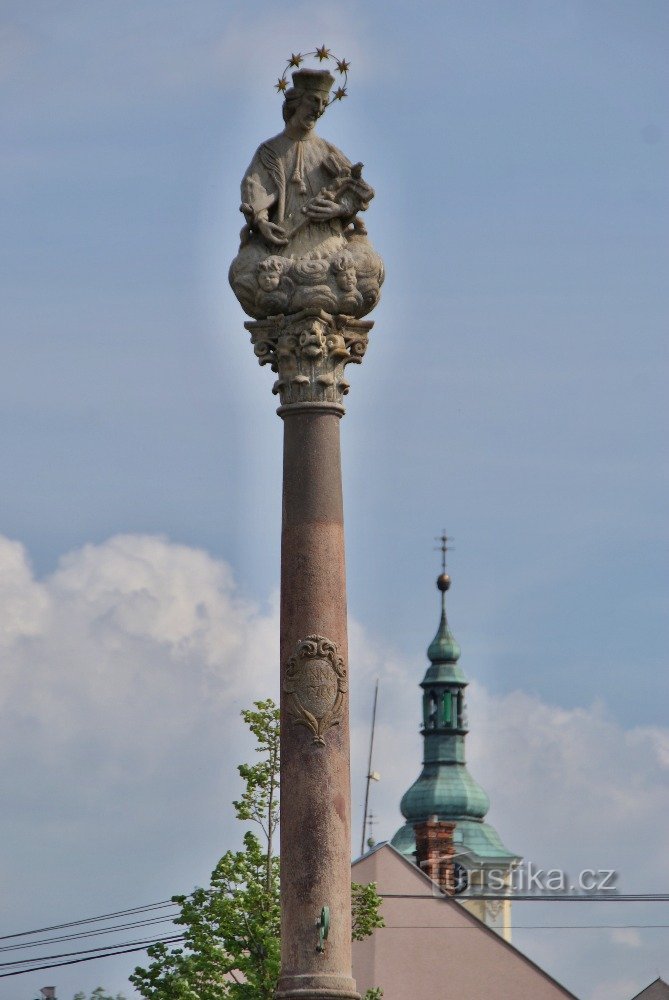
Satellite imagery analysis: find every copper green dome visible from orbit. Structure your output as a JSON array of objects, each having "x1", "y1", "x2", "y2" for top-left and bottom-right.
[
  {"x1": 425, "y1": 606, "x2": 466, "y2": 685},
  {"x1": 427, "y1": 607, "x2": 461, "y2": 664},
  {"x1": 399, "y1": 759, "x2": 490, "y2": 821}
]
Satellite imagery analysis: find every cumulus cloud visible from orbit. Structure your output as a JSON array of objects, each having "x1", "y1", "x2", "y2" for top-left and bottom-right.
[
  {"x1": 0, "y1": 534, "x2": 666, "y2": 1000},
  {"x1": 611, "y1": 928, "x2": 642, "y2": 948},
  {"x1": 1, "y1": 532, "x2": 276, "y2": 746},
  {"x1": 0, "y1": 532, "x2": 280, "y2": 972},
  {"x1": 466, "y1": 687, "x2": 669, "y2": 882}
]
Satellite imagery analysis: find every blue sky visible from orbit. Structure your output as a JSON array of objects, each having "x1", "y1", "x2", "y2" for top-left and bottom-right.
[{"x1": 1, "y1": 3, "x2": 667, "y2": 999}]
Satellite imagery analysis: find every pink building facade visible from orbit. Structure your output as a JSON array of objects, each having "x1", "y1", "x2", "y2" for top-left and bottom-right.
[{"x1": 352, "y1": 844, "x2": 578, "y2": 1000}]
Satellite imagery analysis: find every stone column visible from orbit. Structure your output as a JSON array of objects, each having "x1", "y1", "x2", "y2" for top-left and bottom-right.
[
  {"x1": 229, "y1": 62, "x2": 384, "y2": 1000},
  {"x1": 246, "y1": 311, "x2": 371, "y2": 1000}
]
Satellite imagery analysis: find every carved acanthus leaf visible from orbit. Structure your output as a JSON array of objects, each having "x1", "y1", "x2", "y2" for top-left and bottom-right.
[{"x1": 246, "y1": 311, "x2": 371, "y2": 407}]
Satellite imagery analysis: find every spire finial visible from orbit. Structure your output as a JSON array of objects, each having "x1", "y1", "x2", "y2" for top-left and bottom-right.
[
  {"x1": 434, "y1": 531, "x2": 453, "y2": 595},
  {"x1": 428, "y1": 529, "x2": 459, "y2": 661}
]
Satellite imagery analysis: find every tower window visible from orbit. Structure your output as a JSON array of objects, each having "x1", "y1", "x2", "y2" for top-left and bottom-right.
[{"x1": 442, "y1": 691, "x2": 452, "y2": 726}]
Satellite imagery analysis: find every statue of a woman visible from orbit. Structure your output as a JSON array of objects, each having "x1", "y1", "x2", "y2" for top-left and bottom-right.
[{"x1": 229, "y1": 69, "x2": 384, "y2": 321}]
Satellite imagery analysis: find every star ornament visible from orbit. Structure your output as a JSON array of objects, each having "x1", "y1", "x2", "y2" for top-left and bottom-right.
[{"x1": 273, "y1": 48, "x2": 351, "y2": 100}]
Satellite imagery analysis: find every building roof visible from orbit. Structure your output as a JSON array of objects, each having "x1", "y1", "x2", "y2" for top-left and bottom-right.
[
  {"x1": 352, "y1": 843, "x2": 579, "y2": 999},
  {"x1": 629, "y1": 979, "x2": 669, "y2": 1000}
]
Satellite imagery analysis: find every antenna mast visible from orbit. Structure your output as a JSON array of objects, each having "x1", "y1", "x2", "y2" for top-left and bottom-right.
[{"x1": 360, "y1": 678, "x2": 380, "y2": 855}]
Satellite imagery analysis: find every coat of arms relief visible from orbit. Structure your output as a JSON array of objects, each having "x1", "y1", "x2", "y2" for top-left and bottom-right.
[{"x1": 284, "y1": 634, "x2": 347, "y2": 745}]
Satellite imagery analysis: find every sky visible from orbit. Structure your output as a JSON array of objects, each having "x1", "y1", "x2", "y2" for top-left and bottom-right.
[{"x1": 0, "y1": 1, "x2": 667, "y2": 998}]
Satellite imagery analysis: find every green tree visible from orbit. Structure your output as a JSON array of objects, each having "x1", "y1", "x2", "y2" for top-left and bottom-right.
[{"x1": 131, "y1": 699, "x2": 383, "y2": 1000}]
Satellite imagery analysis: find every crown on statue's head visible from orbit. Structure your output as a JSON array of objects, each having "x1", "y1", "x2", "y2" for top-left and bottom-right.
[{"x1": 292, "y1": 68, "x2": 335, "y2": 96}]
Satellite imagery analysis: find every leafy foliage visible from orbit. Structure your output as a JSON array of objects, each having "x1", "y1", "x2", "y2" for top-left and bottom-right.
[
  {"x1": 72, "y1": 989, "x2": 127, "y2": 1000},
  {"x1": 351, "y1": 881, "x2": 384, "y2": 942},
  {"x1": 131, "y1": 699, "x2": 383, "y2": 1000}
]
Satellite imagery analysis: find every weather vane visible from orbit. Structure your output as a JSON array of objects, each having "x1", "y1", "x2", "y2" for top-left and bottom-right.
[{"x1": 275, "y1": 46, "x2": 350, "y2": 102}]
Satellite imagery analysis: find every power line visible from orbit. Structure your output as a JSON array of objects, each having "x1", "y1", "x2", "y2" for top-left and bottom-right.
[
  {"x1": 0, "y1": 920, "x2": 666, "y2": 980},
  {"x1": 0, "y1": 914, "x2": 178, "y2": 953},
  {"x1": 381, "y1": 924, "x2": 669, "y2": 930},
  {"x1": 1, "y1": 924, "x2": 666, "y2": 983},
  {"x1": 379, "y1": 893, "x2": 669, "y2": 902},
  {"x1": 1, "y1": 889, "x2": 666, "y2": 981},
  {"x1": 0, "y1": 936, "x2": 186, "y2": 979},
  {"x1": 0, "y1": 900, "x2": 179, "y2": 943},
  {"x1": 0, "y1": 933, "x2": 186, "y2": 975},
  {"x1": 2, "y1": 890, "x2": 666, "y2": 949}
]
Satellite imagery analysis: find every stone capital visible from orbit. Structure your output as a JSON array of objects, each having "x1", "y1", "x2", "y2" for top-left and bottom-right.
[{"x1": 245, "y1": 309, "x2": 372, "y2": 410}]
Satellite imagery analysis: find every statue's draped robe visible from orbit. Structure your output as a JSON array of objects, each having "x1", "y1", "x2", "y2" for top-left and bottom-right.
[
  {"x1": 230, "y1": 128, "x2": 383, "y2": 320},
  {"x1": 242, "y1": 131, "x2": 353, "y2": 257}
]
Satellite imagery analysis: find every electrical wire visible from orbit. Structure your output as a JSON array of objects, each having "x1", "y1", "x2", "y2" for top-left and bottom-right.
[
  {"x1": 0, "y1": 900, "x2": 179, "y2": 942},
  {"x1": 381, "y1": 924, "x2": 669, "y2": 930},
  {"x1": 2, "y1": 890, "x2": 665, "y2": 948},
  {"x1": 379, "y1": 893, "x2": 669, "y2": 902},
  {"x1": 0, "y1": 934, "x2": 186, "y2": 970},
  {"x1": 0, "y1": 918, "x2": 666, "y2": 980},
  {"x1": 0, "y1": 891, "x2": 666, "y2": 981},
  {"x1": 0, "y1": 914, "x2": 178, "y2": 953},
  {"x1": 2, "y1": 921, "x2": 667, "y2": 981},
  {"x1": 0, "y1": 936, "x2": 186, "y2": 979}
]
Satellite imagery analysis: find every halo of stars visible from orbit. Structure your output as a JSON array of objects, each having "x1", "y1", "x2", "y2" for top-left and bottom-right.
[{"x1": 275, "y1": 46, "x2": 350, "y2": 104}]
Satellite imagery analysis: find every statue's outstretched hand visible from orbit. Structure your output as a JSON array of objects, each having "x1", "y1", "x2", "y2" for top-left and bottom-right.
[
  {"x1": 257, "y1": 219, "x2": 289, "y2": 247},
  {"x1": 304, "y1": 195, "x2": 346, "y2": 221}
]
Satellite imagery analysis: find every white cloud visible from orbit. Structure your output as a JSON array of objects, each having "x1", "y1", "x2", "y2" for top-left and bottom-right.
[
  {"x1": 465, "y1": 686, "x2": 669, "y2": 889},
  {"x1": 0, "y1": 533, "x2": 666, "y2": 1000},
  {"x1": 1, "y1": 532, "x2": 274, "y2": 733},
  {"x1": 0, "y1": 536, "x2": 50, "y2": 647},
  {"x1": 611, "y1": 928, "x2": 642, "y2": 948},
  {"x1": 0, "y1": 533, "x2": 280, "y2": 971}
]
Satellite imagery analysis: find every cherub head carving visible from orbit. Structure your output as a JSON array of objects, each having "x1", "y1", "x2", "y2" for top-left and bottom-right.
[{"x1": 257, "y1": 255, "x2": 289, "y2": 291}]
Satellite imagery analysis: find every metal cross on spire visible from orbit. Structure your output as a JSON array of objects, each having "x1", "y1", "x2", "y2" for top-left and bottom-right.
[{"x1": 434, "y1": 531, "x2": 454, "y2": 572}]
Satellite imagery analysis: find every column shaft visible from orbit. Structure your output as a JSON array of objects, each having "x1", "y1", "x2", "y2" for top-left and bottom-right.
[{"x1": 276, "y1": 406, "x2": 359, "y2": 1000}]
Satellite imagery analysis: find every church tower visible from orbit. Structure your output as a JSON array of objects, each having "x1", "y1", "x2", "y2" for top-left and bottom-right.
[{"x1": 391, "y1": 537, "x2": 521, "y2": 940}]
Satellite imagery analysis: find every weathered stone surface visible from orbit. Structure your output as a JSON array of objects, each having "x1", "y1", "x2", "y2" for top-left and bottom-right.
[
  {"x1": 229, "y1": 68, "x2": 383, "y2": 335},
  {"x1": 246, "y1": 310, "x2": 371, "y2": 408},
  {"x1": 278, "y1": 409, "x2": 358, "y2": 1000}
]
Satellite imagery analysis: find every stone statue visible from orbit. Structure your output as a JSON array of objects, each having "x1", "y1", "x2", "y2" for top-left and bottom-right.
[
  {"x1": 229, "y1": 68, "x2": 384, "y2": 323},
  {"x1": 231, "y1": 64, "x2": 383, "y2": 408}
]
